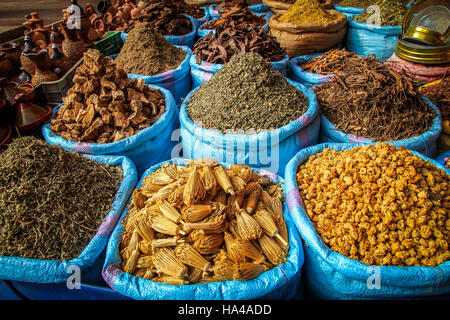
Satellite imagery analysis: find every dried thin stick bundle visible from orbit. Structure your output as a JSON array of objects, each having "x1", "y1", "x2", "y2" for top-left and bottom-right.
[
  {"x1": 174, "y1": 243, "x2": 212, "y2": 274},
  {"x1": 258, "y1": 234, "x2": 287, "y2": 265},
  {"x1": 233, "y1": 262, "x2": 267, "y2": 281},
  {"x1": 253, "y1": 210, "x2": 288, "y2": 249},
  {"x1": 153, "y1": 248, "x2": 188, "y2": 279},
  {"x1": 214, "y1": 166, "x2": 235, "y2": 195},
  {"x1": 235, "y1": 209, "x2": 263, "y2": 240},
  {"x1": 120, "y1": 160, "x2": 289, "y2": 284}
]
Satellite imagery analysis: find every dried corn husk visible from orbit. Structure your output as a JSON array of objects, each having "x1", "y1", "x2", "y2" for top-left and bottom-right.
[
  {"x1": 253, "y1": 209, "x2": 288, "y2": 249},
  {"x1": 233, "y1": 239, "x2": 266, "y2": 264},
  {"x1": 214, "y1": 166, "x2": 235, "y2": 195},
  {"x1": 187, "y1": 267, "x2": 204, "y2": 283},
  {"x1": 161, "y1": 163, "x2": 179, "y2": 179},
  {"x1": 152, "y1": 237, "x2": 185, "y2": 250},
  {"x1": 132, "y1": 189, "x2": 147, "y2": 210},
  {"x1": 135, "y1": 217, "x2": 155, "y2": 243},
  {"x1": 258, "y1": 234, "x2": 287, "y2": 265},
  {"x1": 224, "y1": 231, "x2": 246, "y2": 262},
  {"x1": 212, "y1": 249, "x2": 235, "y2": 281},
  {"x1": 261, "y1": 190, "x2": 283, "y2": 217},
  {"x1": 182, "y1": 204, "x2": 215, "y2": 223},
  {"x1": 230, "y1": 175, "x2": 247, "y2": 194},
  {"x1": 153, "y1": 248, "x2": 188, "y2": 279},
  {"x1": 233, "y1": 262, "x2": 267, "y2": 281},
  {"x1": 149, "y1": 214, "x2": 186, "y2": 236},
  {"x1": 137, "y1": 255, "x2": 154, "y2": 268},
  {"x1": 174, "y1": 243, "x2": 212, "y2": 274},
  {"x1": 123, "y1": 248, "x2": 139, "y2": 274},
  {"x1": 202, "y1": 165, "x2": 217, "y2": 191},
  {"x1": 214, "y1": 190, "x2": 227, "y2": 205},
  {"x1": 235, "y1": 209, "x2": 263, "y2": 240},
  {"x1": 168, "y1": 184, "x2": 185, "y2": 207},
  {"x1": 148, "y1": 181, "x2": 180, "y2": 203},
  {"x1": 245, "y1": 185, "x2": 261, "y2": 214},
  {"x1": 128, "y1": 229, "x2": 140, "y2": 252},
  {"x1": 193, "y1": 233, "x2": 224, "y2": 255},
  {"x1": 157, "y1": 198, "x2": 181, "y2": 223},
  {"x1": 148, "y1": 172, "x2": 174, "y2": 185},
  {"x1": 154, "y1": 276, "x2": 189, "y2": 285},
  {"x1": 143, "y1": 269, "x2": 155, "y2": 280},
  {"x1": 139, "y1": 240, "x2": 153, "y2": 255},
  {"x1": 183, "y1": 166, "x2": 206, "y2": 206}
]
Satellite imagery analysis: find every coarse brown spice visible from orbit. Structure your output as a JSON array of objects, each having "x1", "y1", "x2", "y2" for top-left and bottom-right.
[
  {"x1": 296, "y1": 143, "x2": 450, "y2": 267},
  {"x1": 115, "y1": 23, "x2": 186, "y2": 76}
]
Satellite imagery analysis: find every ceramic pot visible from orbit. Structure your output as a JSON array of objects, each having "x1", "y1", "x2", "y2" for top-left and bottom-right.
[
  {"x1": 14, "y1": 91, "x2": 52, "y2": 132},
  {"x1": 0, "y1": 42, "x2": 22, "y2": 68},
  {"x1": 0, "y1": 52, "x2": 12, "y2": 76},
  {"x1": 61, "y1": 24, "x2": 85, "y2": 61},
  {"x1": 22, "y1": 48, "x2": 59, "y2": 87}
]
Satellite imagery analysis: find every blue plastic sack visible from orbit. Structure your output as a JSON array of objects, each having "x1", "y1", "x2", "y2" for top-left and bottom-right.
[
  {"x1": 284, "y1": 142, "x2": 450, "y2": 299},
  {"x1": 190, "y1": 54, "x2": 290, "y2": 88},
  {"x1": 435, "y1": 150, "x2": 450, "y2": 168},
  {"x1": 319, "y1": 97, "x2": 442, "y2": 158},
  {"x1": 120, "y1": 14, "x2": 197, "y2": 49},
  {"x1": 179, "y1": 80, "x2": 320, "y2": 176},
  {"x1": 191, "y1": 7, "x2": 211, "y2": 28},
  {"x1": 111, "y1": 46, "x2": 192, "y2": 105},
  {"x1": 345, "y1": 17, "x2": 402, "y2": 61},
  {"x1": 102, "y1": 158, "x2": 304, "y2": 300},
  {"x1": 287, "y1": 53, "x2": 334, "y2": 87},
  {"x1": 333, "y1": 4, "x2": 364, "y2": 16},
  {"x1": 42, "y1": 85, "x2": 178, "y2": 175},
  {"x1": 0, "y1": 154, "x2": 138, "y2": 284}
]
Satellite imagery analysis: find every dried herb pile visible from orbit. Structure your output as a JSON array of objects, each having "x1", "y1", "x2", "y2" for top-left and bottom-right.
[
  {"x1": 354, "y1": 0, "x2": 406, "y2": 26},
  {"x1": 314, "y1": 56, "x2": 436, "y2": 141},
  {"x1": 193, "y1": 23, "x2": 286, "y2": 64},
  {"x1": 278, "y1": 0, "x2": 336, "y2": 25},
  {"x1": 337, "y1": 0, "x2": 378, "y2": 8},
  {"x1": 188, "y1": 53, "x2": 308, "y2": 133},
  {"x1": 116, "y1": 23, "x2": 186, "y2": 76},
  {"x1": 296, "y1": 143, "x2": 450, "y2": 267},
  {"x1": 299, "y1": 48, "x2": 364, "y2": 74},
  {"x1": 0, "y1": 137, "x2": 123, "y2": 260},
  {"x1": 50, "y1": 49, "x2": 166, "y2": 144},
  {"x1": 124, "y1": 0, "x2": 192, "y2": 35},
  {"x1": 420, "y1": 77, "x2": 450, "y2": 121},
  {"x1": 120, "y1": 160, "x2": 289, "y2": 284}
]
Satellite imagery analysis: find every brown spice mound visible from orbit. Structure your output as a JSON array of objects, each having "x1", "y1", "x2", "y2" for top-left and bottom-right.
[
  {"x1": 420, "y1": 76, "x2": 450, "y2": 121},
  {"x1": 296, "y1": 143, "x2": 450, "y2": 267},
  {"x1": 116, "y1": 23, "x2": 186, "y2": 76}
]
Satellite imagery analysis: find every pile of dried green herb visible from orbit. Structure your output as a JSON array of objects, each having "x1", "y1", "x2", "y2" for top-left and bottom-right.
[
  {"x1": 353, "y1": 0, "x2": 406, "y2": 26},
  {"x1": 187, "y1": 53, "x2": 308, "y2": 133},
  {"x1": 0, "y1": 137, "x2": 123, "y2": 260},
  {"x1": 116, "y1": 23, "x2": 186, "y2": 76},
  {"x1": 420, "y1": 76, "x2": 450, "y2": 121},
  {"x1": 314, "y1": 56, "x2": 436, "y2": 141}
]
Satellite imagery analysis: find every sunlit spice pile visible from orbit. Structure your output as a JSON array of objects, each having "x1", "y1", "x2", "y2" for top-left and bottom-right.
[
  {"x1": 120, "y1": 160, "x2": 289, "y2": 285},
  {"x1": 314, "y1": 56, "x2": 436, "y2": 141},
  {"x1": 0, "y1": 137, "x2": 123, "y2": 260},
  {"x1": 296, "y1": 143, "x2": 450, "y2": 267},
  {"x1": 420, "y1": 76, "x2": 450, "y2": 121},
  {"x1": 299, "y1": 48, "x2": 365, "y2": 74}
]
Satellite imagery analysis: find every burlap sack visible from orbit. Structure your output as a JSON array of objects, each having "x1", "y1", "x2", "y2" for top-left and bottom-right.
[{"x1": 269, "y1": 10, "x2": 347, "y2": 57}]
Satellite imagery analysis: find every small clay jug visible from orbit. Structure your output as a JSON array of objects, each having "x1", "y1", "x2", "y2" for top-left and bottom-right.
[
  {"x1": 14, "y1": 91, "x2": 52, "y2": 133},
  {"x1": 0, "y1": 52, "x2": 12, "y2": 77},
  {"x1": 61, "y1": 23, "x2": 85, "y2": 61},
  {"x1": 16, "y1": 67, "x2": 33, "y2": 84},
  {"x1": 69, "y1": 0, "x2": 92, "y2": 44},
  {"x1": 49, "y1": 25, "x2": 64, "y2": 46},
  {"x1": 84, "y1": 3, "x2": 96, "y2": 17},
  {"x1": 50, "y1": 43, "x2": 74, "y2": 76},
  {"x1": 0, "y1": 42, "x2": 22, "y2": 69},
  {"x1": 97, "y1": 0, "x2": 112, "y2": 14},
  {"x1": 20, "y1": 35, "x2": 38, "y2": 75},
  {"x1": 22, "y1": 48, "x2": 59, "y2": 87}
]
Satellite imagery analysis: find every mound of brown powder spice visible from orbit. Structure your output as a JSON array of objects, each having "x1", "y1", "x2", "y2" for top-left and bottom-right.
[{"x1": 115, "y1": 23, "x2": 187, "y2": 76}]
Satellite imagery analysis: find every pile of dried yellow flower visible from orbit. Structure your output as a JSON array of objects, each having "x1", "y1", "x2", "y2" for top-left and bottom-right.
[
  {"x1": 296, "y1": 143, "x2": 449, "y2": 267},
  {"x1": 120, "y1": 160, "x2": 289, "y2": 285}
]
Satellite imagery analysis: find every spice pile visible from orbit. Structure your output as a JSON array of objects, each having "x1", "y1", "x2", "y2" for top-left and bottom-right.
[
  {"x1": 299, "y1": 48, "x2": 364, "y2": 74},
  {"x1": 115, "y1": 23, "x2": 187, "y2": 76},
  {"x1": 120, "y1": 160, "x2": 289, "y2": 284},
  {"x1": 193, "y1": 23, "x2": 286, "y2": 64},
  {"x1": 0, "y1": 137, "x2": 123, "y2": 260},
  {"x1": 50, "y1": 49, "x2": 166, "y2": 144},
  {"x1": 314, "y1": 55, "x2": 436, "y2": 141},
  {"x1": 353, "y1": 0, "x2": 407, "y2": 26},
  {"x1": 188, "y1": 53, "x2": 308, "y2": 133},
  {"x1": 296, "y1": 143, "x2": 450, "y2": 267},
  {"x1": 171, "y1": 0, "x2": 206, "y2": 19},
  {"x1": 420, "y1": 77, "x2": 450, "y2": 121},
  {"x1": 124, "y1": 0, "x2": 192, "y2": 35},
  {"x1": 278, "y1": 0, "x2": 336, "y2": 25},
  {"x1": 337, "y1": 0, "x2": 378, "y2": 8},
  {"x1": 201, "y1": 4, "x2": 266, "y2": 30}
]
